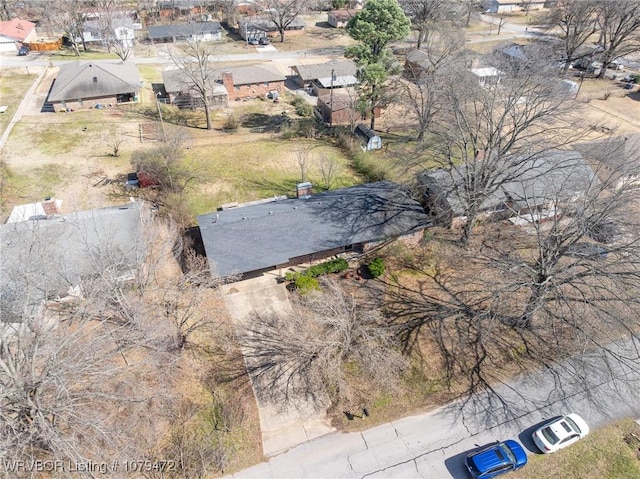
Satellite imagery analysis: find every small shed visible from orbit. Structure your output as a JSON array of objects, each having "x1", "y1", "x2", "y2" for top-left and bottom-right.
[{"x1": 355, "y1": 124, "x2": 382, "y2": 151}]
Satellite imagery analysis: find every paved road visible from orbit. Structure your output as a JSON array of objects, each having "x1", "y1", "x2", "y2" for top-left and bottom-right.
[{"x1": 227, "y1": 336, "x2": 640, "y2": 479}]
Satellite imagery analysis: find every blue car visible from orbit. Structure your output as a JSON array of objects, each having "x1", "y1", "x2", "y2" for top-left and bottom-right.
[{"x1": 464, "y1": 440, "x2": 528, "y2": 478}]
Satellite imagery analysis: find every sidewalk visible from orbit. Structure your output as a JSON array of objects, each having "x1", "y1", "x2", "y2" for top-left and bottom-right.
[{"x1": 221, "y1": 274, "x2": 335, "y2": 456}]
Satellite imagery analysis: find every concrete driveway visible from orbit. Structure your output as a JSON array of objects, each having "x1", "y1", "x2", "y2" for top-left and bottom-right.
[{"x1": 221, "y1": 273, "x2": 335, "y2": 456}]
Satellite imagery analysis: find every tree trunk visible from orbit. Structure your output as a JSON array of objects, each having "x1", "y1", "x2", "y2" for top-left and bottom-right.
[
  {"x1": 280, "y1": 29, "x2": 285, "y2": 43},
  {"x1": 204, "y1": 102, "x2": 212, "y2": 130},
  {"x1": 459, "y1": 210, "x2": 478, "y2": 246},
  {"x1": 518, "y1": 280, "x2": 547, "y2": 329},
  {"x1": 369, "y1": 106, "x2": 376, "y2": 130}
]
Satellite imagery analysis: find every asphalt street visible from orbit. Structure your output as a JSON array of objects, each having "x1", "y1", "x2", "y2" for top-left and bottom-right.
[{"x1": 227, "y1": 336, "x2": 640, "y2": 479}]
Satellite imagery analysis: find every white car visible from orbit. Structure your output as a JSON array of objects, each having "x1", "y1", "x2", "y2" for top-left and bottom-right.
[{"x1": 532, "y1": 413, "x2": 590, "y2": 453}]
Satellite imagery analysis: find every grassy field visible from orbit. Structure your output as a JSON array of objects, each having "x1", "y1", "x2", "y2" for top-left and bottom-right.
[
  {"x1": 512, "y1": 419, "x2": 640, "y2": 479},
  {"x1": 0, "y1": 69, "x2": 36, "y2": 138}
]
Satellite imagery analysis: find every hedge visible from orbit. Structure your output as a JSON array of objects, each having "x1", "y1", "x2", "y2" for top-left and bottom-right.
[
  {"x1": 284, "y1": 258, "x2": 350, "y2": 284},
  {"x1": 366, "y1": 258, "x2": 385, "y2": 278}
]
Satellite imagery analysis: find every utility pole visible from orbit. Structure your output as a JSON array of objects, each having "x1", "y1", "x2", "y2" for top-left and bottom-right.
[
  {"x1": 156, "y1": 92, "x2": 167, "y2": 142},
  {"x1": 329, "y1": 68, "x2": 335, "y2": 128}
]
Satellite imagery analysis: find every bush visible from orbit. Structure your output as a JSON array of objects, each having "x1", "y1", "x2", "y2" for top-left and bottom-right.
[
  {"x1": 291, "y1": 96, "x2": 314, "y2": 117},
  {"x1": 308, "y1": 258, "x2": 349, "y2": 277},
  {"x1": 366, "y1": 258, "x2": 385, "y2": 278},
  {"x1": 294, "y1": 274, "x2": 320, "y2": 293},
  {"x1": 223, "y1": 113, "x2": 240, "y2": 131},
  {"x1": 285, "y1": 258, "x2": 349, "y2": 287}
]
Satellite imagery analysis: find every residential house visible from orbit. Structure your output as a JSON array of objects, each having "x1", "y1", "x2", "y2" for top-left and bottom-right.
[
  {"x1": 196, "y1": 181, "x2": 432, "y2": 278},
  {"x1": 218, "y1": 64, "x2": 285, "y2": 100},
  {"x1": 148, "y1": 21, "x2": 222, "y2": 43},
  {"x1": 0, "y1": 18, "x2": 37, "y2": 52},
  {"x1": 327, "y1": 9, "x2": 357, "y2": 28},
  {"x1": 0, "y1": 202, "x2": 145, "y2": 322},
  {"x1": 290, "y1": 59, "x2": 358, "y2": 95},
  {"x1": 157, "y1": 0, "x2": 209, "y2": 20},
  {"x1": 316, "y1": 90, "x2": 361, "y2": 126},
  {"x1": 48, "y1": 61, "x2": 142, "y2": 111},
  {"x1": 418, "y1": 150, "x2": 597, "y2": 227},
  {"x1": 238, "y1": 16, "x2": 305, "y2": 41},
  {"x1": 404, "y1": 49, "x2": 432, "y2": 79},
  {"x1": 83, "y1": 18, "x2": 136, "y2": 48},
  {"x1": 355, "y1": 124, "x2": 382, "y2": 151},
  {"x1": 573, "y1": 134, "x2": 640, "y2": 189},
  {"x1": 482, "y1": 0, "x2": 546, "y2": 14},
  {"x1": 162, "y1": 67, "x2": 229, "y2": 109},
  {"x1": 6, "y1": 198, "x2": 62, "y2": 223},
  {"x1": 471, "y1": 67, "x2": 502, "y2": 86}
]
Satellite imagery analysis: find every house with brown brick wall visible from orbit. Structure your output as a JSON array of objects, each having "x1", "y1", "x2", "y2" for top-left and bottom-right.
[
  {"x1": 327, "y1": 9, "x2": 357, "y2": 28},
  {"x1": 218, "y1": 64, "x2": 285, "y2": 100}
]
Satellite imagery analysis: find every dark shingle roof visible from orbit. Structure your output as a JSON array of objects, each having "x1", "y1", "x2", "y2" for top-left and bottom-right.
[
  {"x1": 0, "y1": 202, "x2": 145, "y2": 321},
  {"x1": 48, "y1": 61, "x2": 141, "y2": 102},
  {"x1": 197, "y1": 181, "x2": 431, "y2": 277},
  {"x1": 148, "y1": 21, "x2": 222, "y2": 39},
  {"x1": 421, "y1": 150, "x2": 597, "y2": 216}
]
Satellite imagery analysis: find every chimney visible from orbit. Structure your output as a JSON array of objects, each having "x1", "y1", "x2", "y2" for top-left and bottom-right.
[
  {"x1": 222, "y1": 71, "x2": 234, "y2": 93},
  {"x1": 296, "y1": 182, "x2": 312, "y2": 198}
]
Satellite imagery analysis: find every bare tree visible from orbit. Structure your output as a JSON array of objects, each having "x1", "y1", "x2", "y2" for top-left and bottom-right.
[
  {"x1": 89, "y1": 0, "x2": 135, "y2": 61},
  {"x1": 594, "y1": 0, "x2": 640, "y2": 79},
  {"x1": 318, "y1": 154, "x2": 342, "y2": 190},
  {"x1": 543, "y1": 0, "x2": 600, "y2": 74},
  {"x1": 102, "y1": 127, "x2": 127, "y2": 157},
  {"x1": 237, "y1": 279, "x2": 408, "y2": 404},
  {"x1": 168, "y1": 35, "x2": 219, "y2": 130},
  {"x1": 263, "y1": 0, "x2": 306, "y2": 43},
  {"x1": 400, "y1": 0, "x2": 455, "y2": 49},
  {"x1": 423, "y1": 48, "x2": 582, "y2": 244},
  {"x1": 387, "y1": 139, "x2": 640, "y2": 418},
  {"x1": 47, "y1": 0, "x2": 88, "y2": 56},
  {"x1": 401, "y1": 26, "x2": 465, "y2": 141},
  {"x1": 294, "y1": 144, "x2": 315, "y2": 183}
]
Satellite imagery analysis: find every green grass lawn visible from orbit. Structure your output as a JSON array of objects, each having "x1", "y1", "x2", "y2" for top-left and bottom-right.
[
  {"x1": 181, "y1": 138, "x2": 357, "y2": 218},
  {"x1": 512, "y1": 419, "x2": 640, "y2": 479},
  {"x1": 0, "y1": 70, "x2": 36, "y2": 138}
]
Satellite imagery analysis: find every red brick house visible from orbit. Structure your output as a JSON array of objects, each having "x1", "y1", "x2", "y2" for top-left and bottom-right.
[{"x1": 219, "y1": 64, "x2": 285, "y2": 100}]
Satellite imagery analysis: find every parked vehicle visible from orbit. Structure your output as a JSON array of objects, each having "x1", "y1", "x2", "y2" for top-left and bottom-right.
[
  {"x1": 125, "y1": 172, "x2": 139, "y2": 188},
  {"x1": 464, "y1": 440, "x2": 527, "y2": 478},
  {"x1": 18, "y1": 45, "x2": 29, "y2": 56},
  {"x1": 532, "y1": 414, "x2": 589, "y2": 454},
  {"x1": 247, "y1": 38, "x2": 259, "y2": 45},
  {"x1": 258, "y1": 37, "x2": 270, "y2": 45}
]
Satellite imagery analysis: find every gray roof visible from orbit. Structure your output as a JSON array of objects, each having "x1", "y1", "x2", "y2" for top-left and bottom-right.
[
  {"x1": 316, "y1": 74, "x2": 359, "y2": 88},
  {"x1": 240, "y1": 16, "x2": 305, "y2": 32},
  {"x1": 0, "y1": 202, "x2": 145, "y2": 322},
  {"x1": 148, "y1": 21, "x2": 222, "y2": 39},
  {"x1": 355, "y1": 124, "x2": 379, "y2": 140},
  {"x1": 162, "y1": 64, "x2": 283, "y2": 91},
  {"x1": 197, "y1": 181, "x2": 431, "y2": 277},
  {"x1": 162, "y1": 67, "x2": 229, "y2": 96},
  {"x1": 422, "y1": 150, "x2": 597, "y2": 216},
  {"x1": 48, "y1": 61, "x2": 141, "y2": 102},
  {"x1": 216, "y1": 64, "x2": 285, "y2": 85},
  {"x1": 573, "y1": 134, "x2": 640, "y2": 170},
  {"x1": 291, "y1": 60, "x2": 357, "y2": 82}
]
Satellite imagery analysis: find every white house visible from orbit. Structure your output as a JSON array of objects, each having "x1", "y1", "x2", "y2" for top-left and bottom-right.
[
  {"x1": 83, "y1": 18, "x2": 136, "y2": 48},
  {"x1": 483, "y1": 0, "x2": 546, "y2": 14}
]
